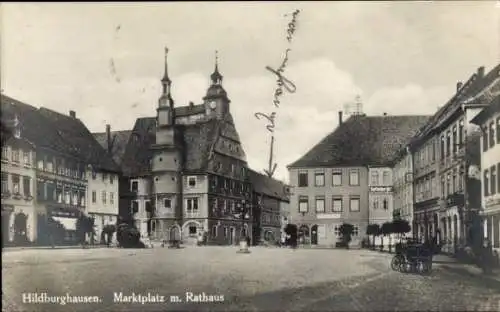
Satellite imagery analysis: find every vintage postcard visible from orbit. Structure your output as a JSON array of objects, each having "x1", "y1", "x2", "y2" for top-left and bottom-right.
[{"x1": 1, "y1": 2, "x2": 499, "y2": 311}]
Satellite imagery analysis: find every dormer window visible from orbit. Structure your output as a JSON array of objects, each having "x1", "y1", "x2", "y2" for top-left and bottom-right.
[{"x1": 14, "y1": 128, "x2": 21, "y2": 138}]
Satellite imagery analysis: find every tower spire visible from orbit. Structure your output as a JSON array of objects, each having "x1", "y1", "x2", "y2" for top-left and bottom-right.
[
  {"x1": 162, "y1": 47, "x2": 171, "y2": 84},
  {"x1": 210, "y1": 50, "x2": 223, "y2": 85}
]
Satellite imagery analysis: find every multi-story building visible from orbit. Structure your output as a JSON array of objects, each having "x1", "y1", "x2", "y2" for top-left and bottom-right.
[
  {"x1": 249, "y1": 169, "x2": 290, "y2": 244},
  {"x1": 287, "y1": 112, "x2": 428, "y2": 247},
  {"x1": 471, "y1": 81, "x2": 500, "y2": 252},
  {"x1": 412, "y1": 65, "x2": 499, "y2": 251},
  {"x1": 1, "y1": 95, "x2": 119, "y2": 246},
  {"x1": 392, "y1": 146, "x2": 418, "y2": 232},
  {"x1": 1, "y1": 112, "x2": 37, "y2": 246},
  {"x1": 368, "y1": 166, "x2": 394, "y2": 225},
  {"x1": 104, "y1": 49, "x2": 253, "y2": 245}
]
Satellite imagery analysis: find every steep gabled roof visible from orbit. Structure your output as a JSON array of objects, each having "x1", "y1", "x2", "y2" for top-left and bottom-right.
[
  {"x1": 120, "y1": 117, "x2": 157, "y2": 177},
  {"x1": 288, "y1": 115, "x2": 431, "y2": 168},
  {"x1": 249, "y1": 169, "x2": 290, "y2": 202},
  {"x1": 1, "y1": 95, "x2": 73, "y2": 156},
  {"x1": 37, "y1": 107, "x2": 120, "y2": 173},
  {"x1": 93, "y1": 130, "x2": 132, "y2": 167},
  {"x1": 471, "y1": 95, "x2": 500, "y2": 125}
]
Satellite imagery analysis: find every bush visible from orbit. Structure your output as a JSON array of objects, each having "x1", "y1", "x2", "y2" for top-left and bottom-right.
[{"x1": 116, "y1": 223, "x2": 143, "y2": 248}]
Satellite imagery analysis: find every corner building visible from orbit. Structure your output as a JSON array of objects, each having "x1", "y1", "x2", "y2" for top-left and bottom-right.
[{"x1": 287, "y1": 112, "x2": 428, "y2": 247}]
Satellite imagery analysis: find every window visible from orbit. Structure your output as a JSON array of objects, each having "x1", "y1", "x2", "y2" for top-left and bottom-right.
[
  {"x1": 459, "y1": 119, "x2": 464, "y2": 146},
  {"x1": 483, "y1": 126, "x2": 489, "y2": 152},
  {"x1": 12, "y1": 174, "x2": 20, "y2": 193},
  {"x1": 1, "y1": 146, "x2": 7, "y2": 160},
  {"x1": 131, "y1": 180, "x2": 138, "y2": 192},
  {"x1": 224, "y1": 227, "x2": 228, "y2": 238},
  {"x1": 92, "y1": 191, "x2": 96, "y2": 203},
  {"x1": 131, "y1": 201, "x2": 139, "y2": 214},
  {"x1": 72, "y1": 191, "x2": 78, "y2": 206},
  {"x1": 11, "y1": 149, "x2": 19, "y2": 163},
  {"x1": 188, "y1": 176, "x2": 197, "y2": 187},
  {"x1": 314, "y1": 172, "x2": 325, "y2": 186},
  {"x1": 484, "y1": 169, "x2": 490, "y2": 197},
  {"x1": 46, "y1": 158, "x2": 53, "y2": 172},
  {"x1": 231, "y1": 164, "x2": 235, "y2": 175},
  {"x1": 189, "y1": 226, "x2": 197, "y2": 235},
  {"x1": 489, "y1": 121, "x2": 495, "y2": 148},
  {"x1": 102, "y1": 191, "x2": 107, "y2": 204},
  {"x1": 92, "y1": 171, "x2": 97, "y2": 180},
  {"x1": 332, "y1": 197, "x2": 342, "y2": 212},
  {"x1": 102, "y1": 172, "x2": 108, "y2": 182},
  {"x1": 298, "y1": 196, "x2": 309, "y2": 213},
  {"x1": 498, "y1": 163, "x2": 500, "y2": 194},
  {"x1": 64, "y1": 190, "x2": 70, "y2": 204},
  {"x1": 212, "y1": 225, "x2": 217, "y2": 238},
  {"x1": 56, "y1": 188, "x2": 62, "y2": 203},
  {"x1": 353, "y1": 226, "x2": 359, "y2": 236},
  {"x1": 497, "y1": 117, "x2": 500, "y2": 144},
  {"x1": 298, "y1": 171, "x2": 308, "y2": 187},
  {"x1": 382, "y1": 198, "x2": 388, "y2": 210},
  {"x1": 446, "y1": 131, "x2": 451, "y2": 156},
  {"x1": 23, "y1": 176, "x2": 30, "y2": 196},
  {"x1": 80, "y1": 192, "x2": 86, "y2": 207},
  {"x1": 334, "y1": 225, "x2": 341, "y2": 237},
  {"x1": 432, "y1": 140, "x2": 436, "y2": 162},
  {"x1": 452, "y1": 126, "x2": 457, "y2": 154},
  {"x1": 332, "y1": 171, "x2": 342, "y2": 186},
  {"x1": 491, "y1": 165, "x2": 497, "y2": 196},
  {"x1": 315, "y1": 196, "x2": 325, "y2": 212},
  {"x1": 1, "y1": 172, "x2": 8, "y2": 193},
  {"x1": 440, "y1": 177, "x2": 445, "y2": 198},
  {"x1": 349, "y1": 197, "x2": 360, "y2": 212},
  {"x1": 371, "y1": 172, "x2": 379, "y2": 185},
  {"x1": 110, "y1": 192, "x2": 114, "y2": 205},
  {"x1": 458, "y1": 168, "x2": 464, "y2": 191},
  {"x1": 452, "y1": 171, "x2": 457, "y2": 194},
  {"x1": 164, "y1": 198, "x2": 171, "y2": 209},
  {"x1": 349, "y1": 170, "x2": 359, "y2": 186},
  {"x1": 110, "y1": 175, "x2": 114, "y2": 184},
  {"x1": 440, "y1": 135, "x2": 445, "y2": 159},
  {"x1": 23, "y1": 152, "x2": 30, "y2": 165},
  {"x1": 382, "y1": 172, "x2": 390, "y2": 185},
  {"x1": 372, "y1": 198, "x2": 379, "y2": 210},
  {"x1": 186, "y1": 198, "x2": 199, "y2": 213},
  {"x1": 446, "y1": 174, "x2": 451, "y2": 197}
]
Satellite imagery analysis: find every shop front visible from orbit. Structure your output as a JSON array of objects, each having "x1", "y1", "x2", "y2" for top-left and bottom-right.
[{"x1": 43, "y1": 205, "x2": 81, "y2": 245}]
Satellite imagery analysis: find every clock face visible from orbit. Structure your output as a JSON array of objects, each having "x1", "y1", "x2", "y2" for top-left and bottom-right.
[{"x1": 209, "y1": 101, "x2": 217, "y2": 109}]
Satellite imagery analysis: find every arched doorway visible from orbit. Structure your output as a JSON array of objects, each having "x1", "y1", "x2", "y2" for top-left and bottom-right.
[
  {"x1": 182, "y1": 221, "x2": 202, "y2": 245},
  {"x1": 298, "y1": 225, "x2": 309, "y2": 245},
  {"x1": 169, "y1": 225, "x2": 181, "y2": 242},
  {"x1": 13, "y1": 213, "x2": 28, "y2": 245},
  {"x1": 311, "y1": 224, "x2": 318, "y2": 245}
]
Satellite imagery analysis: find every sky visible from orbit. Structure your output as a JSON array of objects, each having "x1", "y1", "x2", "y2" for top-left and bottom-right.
[{"x1": 1, "y1": 2, "x2": 499, "y2": 182}]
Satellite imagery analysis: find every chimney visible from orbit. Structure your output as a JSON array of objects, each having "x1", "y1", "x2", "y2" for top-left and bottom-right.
[
  {"x1": 189, "y1": 101, "x2": 194, "y2": 108},
  {"x1": 106, "y1": 124, "x2": 112, "y2": 153},
  {"x1": 69, "y1": 110, "x2": 76, "y2": 118},
  {"x1": 477, "y1": 66, "x2": 485, "y2": 78},
  {"x1": 338, "y1": 111, "x2": 343, "y2": 125},
  {"x1": 456, "y1": 81, "x2": 463, "y2": 92}
]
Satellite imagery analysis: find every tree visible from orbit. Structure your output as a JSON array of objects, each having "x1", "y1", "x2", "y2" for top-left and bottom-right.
[
  {"x1": 76, "y1": 215, "x2": 95, "y2": 246},
  {"x1": 381, "y1": 222, "x2": 394, "y2": 252},
  {"x1": 339, "y1": 223, "x2": 354, "y2": 248},
  {"x1": 392, "y1": 219, "x2": 411, "y2": 241},
  {"x1": 366, "y1": 224, "x2": 380, "y2": 250}
]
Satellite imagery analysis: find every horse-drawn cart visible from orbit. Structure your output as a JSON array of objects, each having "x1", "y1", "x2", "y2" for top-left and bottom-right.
[{"x1": 391, "y1": 239, "x2": 433, "y2": 274}]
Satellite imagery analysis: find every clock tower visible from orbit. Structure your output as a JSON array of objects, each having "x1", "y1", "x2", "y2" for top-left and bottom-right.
[{"x1": 204, "y1": 51, "x2": 230, "y2": 120}]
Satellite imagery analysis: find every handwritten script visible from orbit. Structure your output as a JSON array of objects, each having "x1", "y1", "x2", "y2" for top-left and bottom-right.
[{"x1": 255, "y1": 9, "x2": 300, "y2": 177}]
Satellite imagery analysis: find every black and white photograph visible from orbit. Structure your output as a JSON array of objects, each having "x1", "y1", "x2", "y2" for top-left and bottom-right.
[{"x1": 1, "y1": 2, "x2": 500, "y2": 311}]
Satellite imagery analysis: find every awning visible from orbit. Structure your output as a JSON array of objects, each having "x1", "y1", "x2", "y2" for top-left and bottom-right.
[{"x1": 52, "y1": 216, "x2": 77, "y2": 231}]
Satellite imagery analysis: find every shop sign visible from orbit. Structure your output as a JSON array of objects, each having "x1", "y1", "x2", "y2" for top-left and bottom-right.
[{"x1": 370, "y1": 186, "x2": 393, "y2": 193}]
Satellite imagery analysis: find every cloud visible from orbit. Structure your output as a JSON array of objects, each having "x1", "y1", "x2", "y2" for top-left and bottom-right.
[{"x1": 3, "y1": 56, "x2": 455, "y2": 183}]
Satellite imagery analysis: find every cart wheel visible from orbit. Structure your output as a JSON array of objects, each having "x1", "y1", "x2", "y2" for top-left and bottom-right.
[
  {"x1": 391, "y1": 256, "x2": 401, "y2": 271},
  {"x1": 399, "y1": 260, "x2": 408, "y2": 273}
]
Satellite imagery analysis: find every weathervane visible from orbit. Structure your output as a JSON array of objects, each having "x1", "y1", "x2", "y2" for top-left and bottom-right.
[{"x1": 255, "y1": 9, "x2": 301, "y2": 178}]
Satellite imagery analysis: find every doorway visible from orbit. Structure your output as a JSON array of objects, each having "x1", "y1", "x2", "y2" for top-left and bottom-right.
[
  {"x1": 13, "y1": 213, "x2": 28, "y2": 245},
  {"x1": 230, "y1": 227, "x2": 236, "y2": 245},
  {"x1": 311, "y1": 224, "x2": 318, "y2": 245}
]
